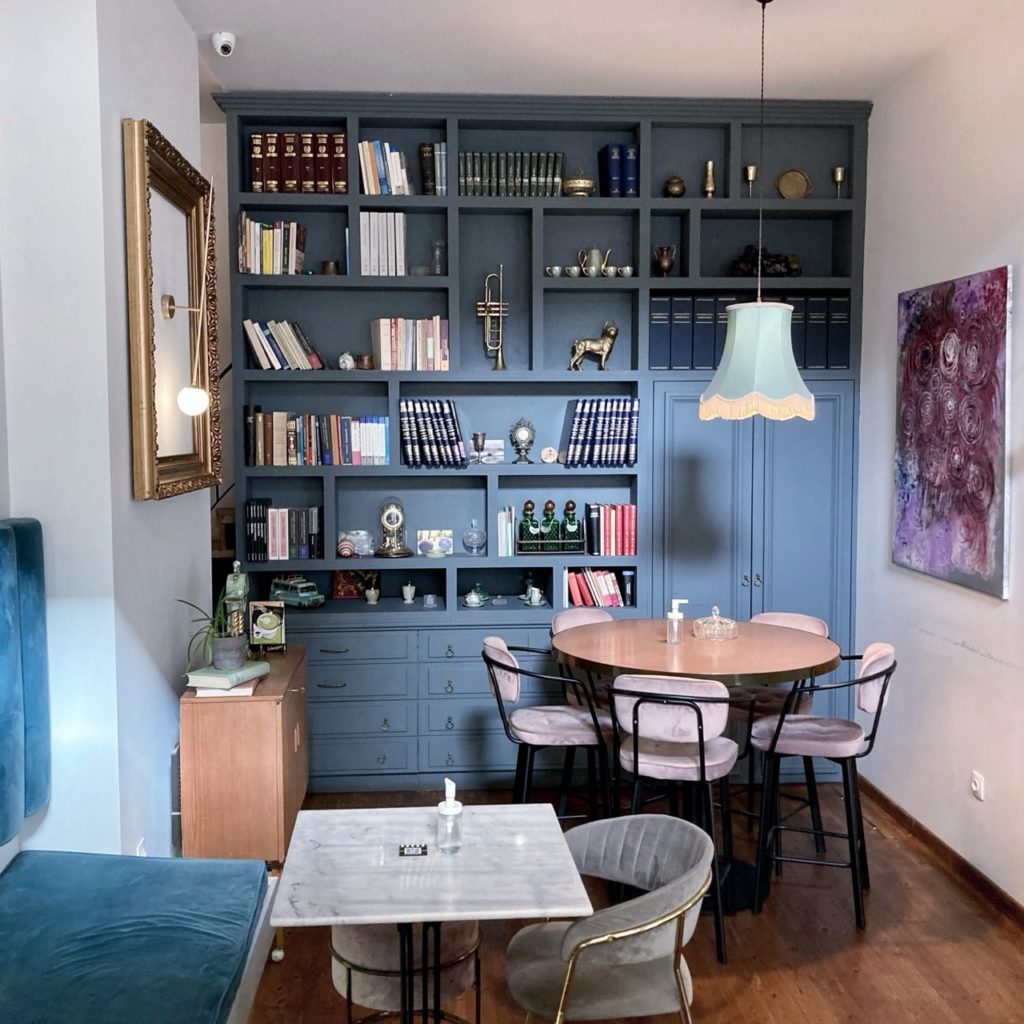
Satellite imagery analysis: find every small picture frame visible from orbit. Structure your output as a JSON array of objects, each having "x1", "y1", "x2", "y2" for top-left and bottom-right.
[
  {"x1": 416, "y1": 529, "x2": 454, "y2": 557},
  {"x1": 249, "y1": 600, "x2": 286, "y2": 651}
]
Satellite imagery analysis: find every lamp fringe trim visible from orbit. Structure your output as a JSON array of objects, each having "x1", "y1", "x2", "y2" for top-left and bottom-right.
[{"x1": 698, "y1": 392, "x2": 815, "y2": 422}]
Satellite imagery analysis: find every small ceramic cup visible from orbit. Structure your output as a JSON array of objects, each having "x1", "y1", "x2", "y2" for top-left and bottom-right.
[
  {"x1": 618, "y1": 265, "x2": 634, "y2": 277},
  {"x1": 364, "y1": 588, "x2": 380, "y2": 605},
  {"x1": 465, "y1": 592, "x2": 482, "y2": 607},
  {"x1": 602, "y1": 266, "x2": 618, "y2": 277},
  {"x1": 564, "y1": 265, "x2": 581, "y2": 277},
  {"x1": 545, "y1": 265, "x2": 562, "y2": 277},
  {"x1": 423, "y1": 594, "x2": 438, "y2": 609},
  {"x1": 584, "y1": 266, "x2": 599, "y2": 278}
]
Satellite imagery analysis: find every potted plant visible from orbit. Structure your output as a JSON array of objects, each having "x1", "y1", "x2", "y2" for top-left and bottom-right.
[{"x1": 179, "y1": 587, "x2": 248, "y2": 670}]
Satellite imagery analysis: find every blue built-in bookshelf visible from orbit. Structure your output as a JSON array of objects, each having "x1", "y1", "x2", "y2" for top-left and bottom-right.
[{"x1": 217, "y1": 92, "x2": 870, "y2": 791}]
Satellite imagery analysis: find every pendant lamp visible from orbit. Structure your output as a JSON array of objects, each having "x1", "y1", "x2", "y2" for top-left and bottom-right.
[{"x1": 699, "y1": 0, "x2": 814, "y2": 422}]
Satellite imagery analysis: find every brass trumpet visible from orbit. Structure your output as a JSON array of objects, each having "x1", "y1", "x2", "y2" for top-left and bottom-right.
[{"x1": 476, "y1": 264, "x2": 508, "y2": 370}]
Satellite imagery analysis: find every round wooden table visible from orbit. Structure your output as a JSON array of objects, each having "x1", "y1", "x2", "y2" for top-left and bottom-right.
[{"x1": 552, "y1": 617, "x2": 841, "y2": 686}]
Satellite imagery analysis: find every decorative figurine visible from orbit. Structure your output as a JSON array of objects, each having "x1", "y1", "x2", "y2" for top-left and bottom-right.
[
  {"x1": 224, "y1": 559, "x2": 249, "y2": 637},
  {"x1": 510, "y1": 418, "x2": 536, "y2": 464},
  {"x1": 703, "y1": 159, "x2": 716, "y2": 198},
  {"x1": 476, "y1": 265, "x2": 508, "y2": 370},
  {"x1": 663, "y1": 174, "x2": 686, "y2": 197},
  {"x1": 540, "y1": 499, "x2": 560, "y2": 551},
  {"x1": 337, "y1": 351, "x2": 356, "y2": 370},
  {"x1": 653, "y1": 245, "x2": 676, "y2": 277},
  {"x1": 728, "y1": 244, "x2": 802, "y2": 278},
  {"x1": 744, "y1": 164, "x2": 758, "y2": 197},
  {"x1": 568, "y1": 321, "x2": 618, "y2": 371},
  {"x1": 518, "y1": 499, "x2": 541, "y2": 552},
  {"x1": 560, "y1": 499, "x2": 584, "y2": 552},
  {"x1": 429, "y1": 239, "x2": 447, "y2": 276},
  {"x1": 375, "y1": 496, "x2": 413, "y2": 557}
]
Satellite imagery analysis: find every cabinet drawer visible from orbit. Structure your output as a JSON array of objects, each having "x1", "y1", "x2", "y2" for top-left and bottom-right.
[
  {"x1": 299, "y1": 630, "x2": 416, "y2": 663},
  {"x1": 420, "y1": 734, "x2": 564, "y2": 772},
  {"x1": 309, "y1": 700, "x2": 412, "y2": 737},
  {"x1": 420, "y1": 698, "x2": 500, "y2": 735},
  {"x1": 426, "y1": 663, "x2": 564, "y2": 699},
  {"x1": 423, "y1": 628, "x2": 537, "y2": 661},
  {"x1": 309, "y1": 736, "x2": 416, "y2": 775},
  {"x1": 308, "y1": 662, "x2": 416, "y2": 700}
]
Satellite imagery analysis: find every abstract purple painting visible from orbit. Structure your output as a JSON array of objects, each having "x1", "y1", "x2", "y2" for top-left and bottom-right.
[{"x1": 893, "y1": 266, "x2": 1011, "y2": 598}]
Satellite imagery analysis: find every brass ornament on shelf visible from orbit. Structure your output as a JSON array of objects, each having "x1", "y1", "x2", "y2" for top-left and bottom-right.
[
  {"x1": 744, "y1": 164, "x2": 758, "y2": 197},
  {"x1": 510, "y1": 418, "x2": 536, "y2": 464},
  {"x1": 562, "y1": 170, "x2": 596, "y2": 197},
  {"x1": 569, "y1": 321, "x2": 618, "y2": 371},
  {"x1": 703, "y1": 159, "x2": 716, "y2": 198},
  {"x1": 476, "y1": 264, "x2": 508, "y2": 370},
  {"x1": 663, "y1": 174, "x2": 686, "y2": 197}
]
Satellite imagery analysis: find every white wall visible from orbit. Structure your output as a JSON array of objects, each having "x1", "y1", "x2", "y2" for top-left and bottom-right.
[
  {"x1": 0, "y1": 0, "x2": 210, "y2": 857},
  {"x1": 859, "y1": 6, "x2": 1024, "y2": 903}
]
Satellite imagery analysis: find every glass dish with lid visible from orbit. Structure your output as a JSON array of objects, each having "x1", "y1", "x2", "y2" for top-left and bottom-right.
[{"x1": 691, "y1": 606, "x2": 738, "y2": 641}]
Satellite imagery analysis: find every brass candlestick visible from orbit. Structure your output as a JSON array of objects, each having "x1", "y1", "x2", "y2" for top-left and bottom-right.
[
  {"x1": 832, "y1": 165, "x2": 847, "y2": 198},
  {"x1": 703, "y1": 159, "x2": 716, "y2": 198},
  {"x1": 744, "y1": 164, "x2": 758, "y2": 198}
]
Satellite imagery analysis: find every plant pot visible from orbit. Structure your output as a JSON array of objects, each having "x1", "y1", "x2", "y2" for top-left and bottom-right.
[{"x1": 211, "y1": 634, "x2": 247, "y2": 670}]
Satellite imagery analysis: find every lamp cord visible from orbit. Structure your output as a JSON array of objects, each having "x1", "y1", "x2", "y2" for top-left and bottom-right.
[{"x1": 757, "y1": 0, "x2": 766, "y2": 305}]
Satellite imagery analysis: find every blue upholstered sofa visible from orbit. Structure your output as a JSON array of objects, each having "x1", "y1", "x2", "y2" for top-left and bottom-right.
[{"x1": 0, "y1": 519, "x2": 276, "y2": 1023}]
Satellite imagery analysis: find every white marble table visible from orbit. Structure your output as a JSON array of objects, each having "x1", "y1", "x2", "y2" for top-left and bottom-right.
[{"x1": 273, "y1": 803, "x2": 592, "y2": 1022}]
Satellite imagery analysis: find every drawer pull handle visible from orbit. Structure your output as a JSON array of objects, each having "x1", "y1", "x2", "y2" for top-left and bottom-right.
[
  {"x1": 445, "y1": 716, "x2": 455, "y2": 730},
  {"x1": 444, "y1": 681, "x2": 455, "y2": 693},
  {"x1": 445, "y1": 753, "x2": 455, "y2": 767},
  {"x1": 381, "y1": 719, "x2": 390, "y2": 731},
  {"x1": 317, "y1": 682, "x2": 347, "y2": 689},
  {"x1": 320, "y1": 647, "x2": 350, "y2": 654},
  {"x1": 377, "y1": 754, "x2": 388, "y2": 765},
  {"x1": 445, "y1": 645, "x2": 455, "y2": 659}
]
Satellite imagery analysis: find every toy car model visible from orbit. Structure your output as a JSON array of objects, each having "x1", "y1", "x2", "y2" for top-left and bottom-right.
[{"x1": 268, "y1": 575, "x2": 325, "y2": 608}]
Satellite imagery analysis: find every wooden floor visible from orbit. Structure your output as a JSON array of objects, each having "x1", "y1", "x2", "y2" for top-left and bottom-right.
[{"x1": 251, "y1": 785, "x2": 1024, "y2": 1023}]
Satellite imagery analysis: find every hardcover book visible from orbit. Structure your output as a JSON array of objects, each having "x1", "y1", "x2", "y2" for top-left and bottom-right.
[
  {"x1": 622, "y1": 143, "x2": 639, "y2": 197},
  {"x1": 649, "y1": 296, "x2": 670, "y2": 370},
  {"x1": 299, "y1": 132, "x2": 315, "y2": 193},
  {"x1": 249, "y1": 132, "x2": 264, "y2": 192},
  {"x1": 314, "y1": 132, "x2": 331, "y2": 192},
  {"x1": 669, "y1": 296, "x2": 694, "y2": 370},
  {"x1": 330, "y1": 132, "x2": 348, "y2": 194},
  {"x1": 280, "y1": 132, "x2": 300, "y2": 193},
  {"x1": 827, "y1": 294, "x2": 851, "y2": 368},
  {"x1": 186, "y1": 660, "x2": 270, "y2": 690},
  {"x1": 263, "y1": 132, "x2": 281, "y2": 193},
  {"x1": 598, "y1": 143, "x2": 623, "y2": 197}
]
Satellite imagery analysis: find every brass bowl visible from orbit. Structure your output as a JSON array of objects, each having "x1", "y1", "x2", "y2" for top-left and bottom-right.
[{"x1": 562, "y1": 175, "x2": 595, "y2": 198}]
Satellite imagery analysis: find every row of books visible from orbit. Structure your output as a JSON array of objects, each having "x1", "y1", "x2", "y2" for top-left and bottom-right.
[
  {"x1": 244, "y1": 499, "x2": 325, "y2": 562},
  {"x1": 243, "y1": 319, "x2": 325, "y2": 371},
  {"x1": 370, "y1": 317, "x2": 450, "y2": 371},
  {"x1": 418, "y1": 143, "x2": 448, "y2": 196},
  {"x1": 598, "y1": 142, "x2": 640, "y2": 198},
  {"x1": 457, "y1": 151, "x2": 564, "y2": 197},
  {"x1": 359, "y1": 211, "x2": 407, "y2": 276},
  {"x1": 583, "y1": 502, "x2": 637, "y2": 557},
  {"x1": 245, "y1": 408, "x2": 390, "y2": 467},
  {"x1": 358, "y1": 139, "x2": 419, "y2": 196},
  {"x1": 398, "y1": 398, "x2": 467, "y2": 468},
  {"x1": 565, "y1": 568, "x2": 634, "y2": 608},
  {"x1": 495, "y1": 505, "x2": 519, "y2": 557},
  {"x1": 249, "y1": 131, "x2": 347, "y2": 194},
  {"x1": 564, "y1": 398, "x2": 640, "y2": 468},
  {"x1": 238, "y1": 213, "x2": 306, "y2": 275},
  {"x1": 649, "y1": 293, "x2": 851, "y2": 371}
]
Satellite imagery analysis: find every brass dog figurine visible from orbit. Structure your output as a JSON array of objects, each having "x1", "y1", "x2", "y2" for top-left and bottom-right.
[{"x1": 568, "y1": 321, "x2": 618, "y2": 370}]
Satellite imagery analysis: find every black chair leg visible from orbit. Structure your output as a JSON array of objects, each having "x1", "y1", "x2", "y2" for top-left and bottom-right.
[
  {"x1": 850, "y1": 758, "x2": 871, "y2": 890},
  {"x1": 586, "y1": 747, "x2": 599, "y2": 820},
  {"x1": 745, "y1": 749, "x2": 757, "y2": 833},
  {"x1": 668, "y1": 781, "x2": 680, "y2": 818},
  {"x1": 840, "y1": 758, "x2": 866, "y2": 928},
  {"x1": 522, "y1": 746, "x2": 537, "y2": 803},
  {"x1": 512, "y1": 745, "x2": 529, "y2": 803},
  {"x1": 596, "y1": 745, "x2": 613, "y2": 819},
  {"x1": 718, "y1": 776, "x2": 734, "y2": 865},
  {"x1": 556, "y1": 747, "x2": 576, "y2": 819},
  {"x1": 754, "y1": 754, "x2": 778, "y2": 913},
  {"x1": 703, "y1": 781, "x2": 727, "y2": 964},
  {"x1": 804, "y1": 756, "x2": 827, "y2": 853},
  {"x1": 630, "y1": 778, "x2": 644, "y2": 815}
]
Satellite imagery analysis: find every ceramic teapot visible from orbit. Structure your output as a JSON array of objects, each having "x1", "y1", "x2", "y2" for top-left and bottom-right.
[{"x1": 578, "y1": 247, "x2": 611, "y2": 274}]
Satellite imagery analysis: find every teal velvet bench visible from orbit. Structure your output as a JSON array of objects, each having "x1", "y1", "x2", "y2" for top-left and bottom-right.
[{"x1": 0, "y1": 519, "x2": 276, "y2": 1023}]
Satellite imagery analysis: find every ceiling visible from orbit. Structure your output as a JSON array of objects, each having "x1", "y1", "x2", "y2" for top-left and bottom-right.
[{"x1": 178, "y1": 0, "x2": 998, "y2": 121}]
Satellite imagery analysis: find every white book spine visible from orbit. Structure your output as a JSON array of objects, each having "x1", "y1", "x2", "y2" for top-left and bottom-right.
[{"x1": 359, "y1": 211, "x2": 370, "y2": 276}]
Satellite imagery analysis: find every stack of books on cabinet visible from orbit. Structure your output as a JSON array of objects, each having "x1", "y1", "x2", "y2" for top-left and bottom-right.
[
  {"x1": 370, "y1": 317, "x2": 449, "y2": 371},
  {"x1": 243, "y1": 499, "x2": 324, "y2": 562},
  {"x1": 245, "y1": 408, "x2": 390, "y2": 467},
  {"x1": 249, "y1": 130, "x2": 347, "y2": 193},
  {"x1": 457, "y1": 151, "x2": 563, "y2": 196},
  {"x1": 243, "y1": 319, "x2": 325, "y2": 370},
  {"x1": 565, "y1": 568, "x2": 633, "y2": 608},
  {"x1": 359, "y1": 212, "x2": 407, "y2": 275},
  {"x1": 398, "y1": 399, "x2": 466, "y2": 468},
  {"x1": 564, "y1": 398, "x2": 639, "y2": 468}
]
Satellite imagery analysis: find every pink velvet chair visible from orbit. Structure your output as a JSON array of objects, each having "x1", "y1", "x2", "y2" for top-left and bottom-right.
[
  {"x1": 482, "y1": 636, "x2": 614, "y2": 820},
  {"x1": 752, "y1": 642, "x2": 897, "y2": 928},
  {"x1": 612, "y1": 674, "x2": 738, "y2": 963}
]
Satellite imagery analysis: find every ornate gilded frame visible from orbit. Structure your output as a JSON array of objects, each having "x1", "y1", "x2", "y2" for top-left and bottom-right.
[{"x1": 123, "y1": 118, "x2": 221, "y2": 500}]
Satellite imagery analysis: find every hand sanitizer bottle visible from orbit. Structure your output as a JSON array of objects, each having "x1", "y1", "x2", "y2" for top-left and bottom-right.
[
  {"x1": 666, "y1": 598, "x2": 688, "y2": 645},
  {"x1": 437, "y1": 777, "x2": 463, "y2": 854}
]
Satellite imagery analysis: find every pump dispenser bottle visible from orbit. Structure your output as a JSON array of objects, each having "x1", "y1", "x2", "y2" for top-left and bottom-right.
[
  {"x1": 666, "y1": 599, "x2": 688, "y2": 644},
  {"x1": 437, "y1": 777, "x2": 463, "y2": 854}
]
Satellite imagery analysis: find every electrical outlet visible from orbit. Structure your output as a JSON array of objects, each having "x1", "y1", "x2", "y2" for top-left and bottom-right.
[
  {"x1": 136, "y1": 838, "x2": 147, "y2": 857},
  {"x1": 970, "y1": 771, "x2": 985, "y2": 802}
]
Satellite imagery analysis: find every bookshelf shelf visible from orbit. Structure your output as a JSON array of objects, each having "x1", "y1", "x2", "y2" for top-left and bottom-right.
[{"x1": 220, "y1": 90, "x2": 867, "y2": 791}]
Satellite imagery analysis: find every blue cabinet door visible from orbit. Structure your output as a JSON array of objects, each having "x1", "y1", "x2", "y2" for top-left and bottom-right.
[{"x1": 653, "y1": 382, "x2": 754, "y2": 621}]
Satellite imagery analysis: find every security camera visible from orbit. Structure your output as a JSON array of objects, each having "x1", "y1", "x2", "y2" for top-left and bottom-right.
[{"x1": 212, "y1": 31, "x2": 235, "y2": 57}]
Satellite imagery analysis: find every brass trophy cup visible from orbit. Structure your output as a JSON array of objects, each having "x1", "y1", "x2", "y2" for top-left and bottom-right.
[{"x1": 477, "y1": 264, "x2": 508, "y2": 370}]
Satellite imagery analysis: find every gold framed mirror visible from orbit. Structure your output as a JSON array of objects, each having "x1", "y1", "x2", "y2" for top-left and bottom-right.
[{"x1": 123, "y1": 118, "x2": 221, "y2": 500}]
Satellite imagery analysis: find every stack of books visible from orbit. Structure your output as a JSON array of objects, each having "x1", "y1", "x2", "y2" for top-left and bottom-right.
[
  {"x1": 565, "y1": 568, "x2": 629, "y2": 608},
  {"x1": 359, "y1": 212, "x2": 407, "y2": 275},
  {"x1": 564, "y1": 398, "x2": 640, "y2": 468},
  {"x1": 186, "y1": 660, "x2": 270, "y2": 697},
  {"x1": 249, "y1": 131, "x2": 347, "y2": 194},
  {"x1": 238, "y1": 213, "x2": 306, "y2": 274},
  {"x1": 370, "y1": 317, "x2": 449, "y2": 371},
  {"x1": 242, "y1": 319, "x2": 324, "y2": 370},
  {"x1": 496, "y1": 505, "x2": 518, "y2": 557},
  {"x1": 583, "y1": 502, "x2": 637, "y2": 555},
  {"x1": 358, "y1": 139, "x2": 424, "y2": 195},
  {"x1": 597, "y1": 142, "x2": 639, "y2": 197},
  {"x1": 398, "y1": 399, "x2": 467, "y2": 468},
  {"x1": 417, "y1": 143, "x2": 448, "y2": 196},
  {"x1": 458, "y1": 151, "x2": 563, "y2": 197},
  {"x1": 244, "y1": 500, "x2": 324, "y2": 562},
  {"x1": 244, "y1": 408, "x2": 389, "y2": 467}
]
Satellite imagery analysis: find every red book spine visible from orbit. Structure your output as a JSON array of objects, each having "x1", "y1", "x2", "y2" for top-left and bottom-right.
[
  {"x1": 331, "y1": 132, "x2": 349, "y2": 194},
  {"x1": 602, "y1": 505, "x2": 611, "y2": 556},
  {"x1": 249, "y1": 132, "x2": 264, "y2": 192},
  {"x1": 314, "y1": 132, "x2": 331, "y2": 193},
  {"x1": 628, "y1": 504, "x2": 637, "y2": 555},
  {"x1": 615, "y1": 504, "x2": 625, "y2": 556},
  {"x1": 567, "y1": 572, "x2": 583, "y2": 607},
  {"x1": 575, "y1": 572, "x2": 594, "y2": 607},
  {"x1": 263, "y1": 132, "x2": 281, "y2": 193},
  {"x1": 299, "y1": 132, "x2": 315, "y2": 193},
  {"x1": 281, "y1": 132, "x2": 300, "y2": 193}
]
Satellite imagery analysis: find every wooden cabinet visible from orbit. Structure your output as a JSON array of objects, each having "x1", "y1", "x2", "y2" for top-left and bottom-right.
[{"x1": 180, "y1": 646, "x2": 308, "y2": 862}]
